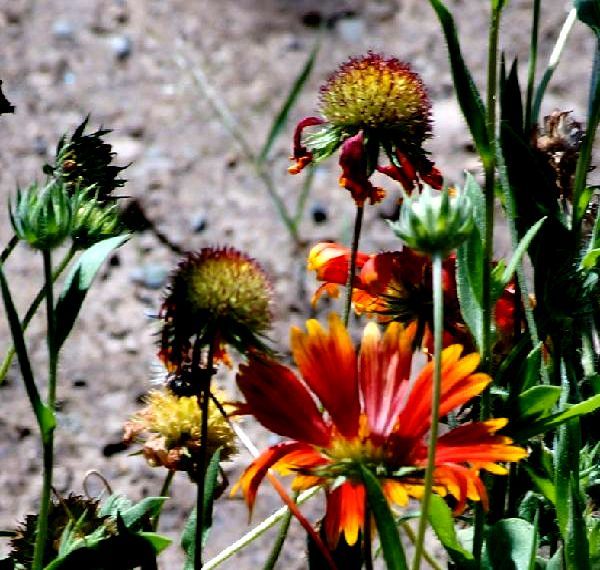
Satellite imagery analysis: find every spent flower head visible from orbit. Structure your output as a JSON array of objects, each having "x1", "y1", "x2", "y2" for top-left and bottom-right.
[
  {"x1": 391, "y1": 186, "x2": 474, "y2": 256},
  {"x1": 123, "y1": 387, "x2": 236, "y2": 479},
  {"x1": 290, "y1": 52, "x2": 442, "y2": 205},
  {"x1": 159, "y1": 247, "x2": 272, "y2": 372},
  {"x1": 10, "y1": 181, "x2": 72, "y2": 251}
]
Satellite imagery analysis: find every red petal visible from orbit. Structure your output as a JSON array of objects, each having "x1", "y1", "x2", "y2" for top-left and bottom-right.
[
  {"x1": 324, "y1": 481, "x2": 365, "y2": 547},
  {"x1": 237, "y1": 357, "x2": 332, "y2": 447},
  {"x1": 289, "y1": 116, "x2": 324, "y2": 174}
]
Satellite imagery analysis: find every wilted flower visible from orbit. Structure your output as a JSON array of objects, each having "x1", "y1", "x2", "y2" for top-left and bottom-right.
[
  {"x1": 9, "y1": 495, "x2": 107, "y2": 568},
  {"x1": 308, "y1": 242, "x2": 516, "y2": 351},
  {"x1": 390, "y1": 186, "x2": 474, "y2": 256},
  {"x1": 289, "y1": 52, "x2": 442, "y2": 205},
  {"x1": 44, "y1": 117, "x2": 127, "y2": 202},
  {"x1": 124, "y1": 388, "x2": 236, "y2": 479},
  {"x1": 235, "y1": 315, "x2": 526, "y2": 547},
  {"x1": 10, "y1": 181, "x2": 72, "y2": 251},
  {"x1": 158, "y1": 247, "x2": 272, "y2": 373}
]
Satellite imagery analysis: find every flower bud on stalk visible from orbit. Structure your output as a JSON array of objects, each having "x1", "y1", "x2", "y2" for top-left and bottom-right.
[
  {"x1": 391, "y1": 186, "x2": 474, "y2": 257},
  {"x1": 10, "y1": 181, "x2": 72, "y2": 251}
]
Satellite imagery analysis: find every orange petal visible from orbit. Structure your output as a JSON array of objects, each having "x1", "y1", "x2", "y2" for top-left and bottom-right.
[
  {"x1": 324, "y1": 481, "x2": 365, "y2": 547},
  {"x1": 291, "y1": 314, "x2": 361, "y2": 438}
]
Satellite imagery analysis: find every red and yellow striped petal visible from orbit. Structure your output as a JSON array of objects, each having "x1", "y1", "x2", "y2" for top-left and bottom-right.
[
  {"x1": 324, "y1": 481, "x2": 365, "y2": 547},
  {"x1": 291, "y1": 313, "x2": 361, "y2": 438}
]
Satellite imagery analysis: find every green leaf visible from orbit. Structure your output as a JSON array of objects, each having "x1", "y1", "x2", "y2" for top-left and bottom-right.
[
  {"x1": 512, "y1": 394, "x2": 600, "y2": 440},
  {"x1": 359, "y1": 465, "x2": 408, "y2": 570},
  {"x1": 0, "y1": 261, "x2": 54, "y2": 437},
  {"x1": 565, "y1": 476, "x2": 590, "y2": 569},
  {"x1": 588, "y1": 518, "x2": 600, "y2": 567},
  {"x1": 456, "y1": 175, "x2": 485, "y2": 350},
  {"x1": 55, "y1": 235, "x2": 129, "y2": 349},
  {"x1": 138, "y1": 532, "x2": 172, "y2": 554},
  {"x1": 494, "y1": 217, "x2": 547, "y2": 301},
  {"x1": 428, "y1": 495, "x2": 476, "y2": 568},
  {"x1": 182, "y1": 448, "x2": 222, "y2": 569},
  {"x1": 522, "y1": 465, "x2": 557, "y2": 506},
  {"x1": 521, "y1": 343, "x2": 543, "y2": 393},
  {"x1": 483, "y1": 518, "x2": 537, "y2": 570},
  {"x1": 427, "y1": 0, "x2": 491, "y2": 165},
  {"x1": 580, "y1": 247, "x2": 600, "y2": 269},
  {"x1": 120, "y1": 497, "x2": 168, "y2": 530},
  {"x1": 517, "y1": 386, "x2": 561, "y2": 420},
  {"x1": 258, "y1": 42, "x2": 319, "y2": 163}
]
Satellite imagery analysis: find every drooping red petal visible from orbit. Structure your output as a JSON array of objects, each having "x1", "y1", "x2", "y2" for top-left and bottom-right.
[
  {"x1": 359, "y1": 321, "x2": 416, "y2": 437},
  {"x1": 289, "y1": 116, "x2": 324, "y2": 174},
  {"x1": 324, "y1": 481, "x2": 365, "y2": 547},
  {"x1": 291, "y1": 314, "x2": 361, "y2": 438},
  {"x1": 307, "y1": 242, "x2": 370, "y2": 286},
  {"x1": 237, "y1": 357, "x2": 332, "y2": 447},
  {"x1": 234, "y1": 441, "x2": 316, "y2": 513},
  {"x1": 338, "y1": 132, "x2": 385, "y2": 205}
]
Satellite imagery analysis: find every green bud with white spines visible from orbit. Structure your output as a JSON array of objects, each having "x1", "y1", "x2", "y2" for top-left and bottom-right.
[
  {"x1": 10, "y1": 181, "x2": 72, "y2": 251},
  {"x1": 390, "y1": 185, "x2": 474, "y2": 257}
]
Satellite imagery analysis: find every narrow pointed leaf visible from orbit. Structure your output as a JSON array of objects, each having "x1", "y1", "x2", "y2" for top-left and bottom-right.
[
  {"x1": 427, "y1": 0, "x2": 491, "y2": 164},
  {"x1": 428, "y1": 495, "x2": 476, "y2": 568},
  {"x1": 55, "y1": 234, "x2": 129, "y2": 349},
  {"x1": 359, "y1": 465, "x2": 408, "y2": 570},
  {"x1": 259, "y1": 42, "x2": 319, "y2": 163}
]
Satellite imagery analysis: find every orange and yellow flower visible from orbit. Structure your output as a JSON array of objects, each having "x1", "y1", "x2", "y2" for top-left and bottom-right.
[
  {"x1": 308, "y1": 242, "x2": 518, "y2": 351},
  {"x1": 235, "y1": 314, "x2": 526, "y2": 547},
  {"x1": 289, "y1": 52, "x2": 442, "y2": 206}
]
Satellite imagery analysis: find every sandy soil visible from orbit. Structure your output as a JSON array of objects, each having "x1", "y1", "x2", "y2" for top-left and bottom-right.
[{"x1": 0, "y1": 0, "x2": 594, "y2": 567}]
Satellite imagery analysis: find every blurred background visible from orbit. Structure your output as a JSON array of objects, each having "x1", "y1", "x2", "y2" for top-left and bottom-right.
[{"x1": 0, "y1": 0, "x2": 594, "y2": 567}]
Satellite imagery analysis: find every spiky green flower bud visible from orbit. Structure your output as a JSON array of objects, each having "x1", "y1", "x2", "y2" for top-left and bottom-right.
[
  {"x1": 391, "y1": 186, "x2": 474, "y2": 257},
  {"x1": 10, "y1": 181, "x2": 72, "y2": 250},
  {"x1": 71, "y1": 186, "x2": 123, "y2": 249}
]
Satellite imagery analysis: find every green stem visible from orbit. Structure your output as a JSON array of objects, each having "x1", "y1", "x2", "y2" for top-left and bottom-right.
[
  {"x1": 32, "y1": 249, "x2": 58, "y2": 570},
  {"x1": 524, "y1": 0, "x2": 541, "y2": 133},
  {"x1": 293, "y1": 163, "x2": 315, "y2": 229},
  {"x1": 474, "y1": 3, "x2": 502, "y2": 560},
  {"x1": 343, "y1": 205, "x2": 364, "y2": 327},
  {"x1": 152, "y1": 470, "x2": 175, "y2": 532},
  {"x1": 0, "y1": 235, "x2": 19, "y2": 264},
  {"x1": 412, "y1": 253, "x2": 444, "y2": 570},
  {"x1": 0, "y1": 246, "x2": 76, "y2": 385},
  {"x1": 262, "y1": 493, "x2": 297, "y2": 570},
  {"x1": 195, "y1": 338, "x2": 217, "y2": 570},
  {"x1": 400, "y1": 522, "x2": 443, "y2": 570}
]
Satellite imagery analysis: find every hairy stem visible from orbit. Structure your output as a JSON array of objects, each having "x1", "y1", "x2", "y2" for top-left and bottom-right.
[
  {"x1": 412, "y1": 253, "x2": 444, "y2": 570},
  {"x1": 32, "y1": 250, "x2": 58, "y2": 570},
  {"x1": 525, "y1": 0, "x2": 541, "y2": 132},
  {"x1": 0, "y1": 246, "x2": 76, "y2": 385},
  {"x1": 152, "y1": 470, "x2": 175, "y2": 532},
  {"x1": 343, "y1": 205, "x2": 364, "y2": 327}
]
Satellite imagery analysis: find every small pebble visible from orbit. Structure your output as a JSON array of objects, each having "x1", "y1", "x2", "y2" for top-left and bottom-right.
[
  {"x1": 109, "y1": 253, "x2": 121, "y2": 267},
  {"x1": 63, "y1": 71, "x2": 76, "y2": 86},
  {"x1": 337, "y1": 16, "x2": 365, "y2": 43},
  {"x1": 72, "y1": 378, "x2": 87, "y2": 388},
  {"x1": 129, "y1": 264, "x2": 169, "y2": 290},
  {"x1": 311, "y1": 203, "x2": 328, "y2": 224},
  {"x1": 111, "y1": 35, "x2": 132, "y2": 61},
  {"x1": 33, "y1": 136, "x2": 47, "y2": 156},
  {"x1": 52, "y1": 19, "x2": 75, "y2": 41},
  {"x1": 191, "y1": 213, "x2": 208, "y2": 233},
  {"x1": 103, "y1": 441, "x2": 128, "y2": 457}
]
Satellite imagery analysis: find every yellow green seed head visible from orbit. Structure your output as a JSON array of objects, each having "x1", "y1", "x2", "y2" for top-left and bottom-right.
[
  {"x1": 319, "y1": 52, "x2": 431, "y2": 140},
  {"x1": 159, "y1": 247, "x2": 273, "y2": 370}
]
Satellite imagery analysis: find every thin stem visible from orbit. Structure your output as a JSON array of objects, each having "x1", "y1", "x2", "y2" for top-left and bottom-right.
[
  {"x1": 412, "y1": 253, "x2": 444, "y2": 570},
  {"x1": 343, "y1": 205, "x2": 364, "y2": 327},
  {"x1": 474, "y1": 3, "x2": 502, "y2": 560},
  {"x1": 401, "y1": 522, "x2": 443, "y2": 570},
  {"x1": 0, "y1": 246, "x2": 76, "y2": 385},
  {"x1": 152, "y1": 470, "x2": 175, "y2": 532},
  {"x1": 0, "y1": 235, "x2": 19, "y2": 264},
  {"x1": 195, "y1": 338, "x2": 216, "y2": 570},
  {"x1": 293, "y1": 163, "x2": 315, "y2": 229},
  {"x1": 262, "y1": 493, "x2": 296, "y2": 570},
  {"x1": 525, "y1": 0, "x2": 541, "y2": 133},
  {"x1": 32, "y1": 249, "x2": 58, "y2": 570}
]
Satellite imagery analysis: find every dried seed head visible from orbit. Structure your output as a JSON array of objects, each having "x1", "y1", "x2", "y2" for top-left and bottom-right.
[
  {"x1": 319, "y1": 52, "x2": 431, "y2": 141},
  {"x1": 123, "y1": 388, "x2": 237, "y2": 477},
  {"x1": 159, "y1": 247, "x2": 272, "y2": 371}
]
